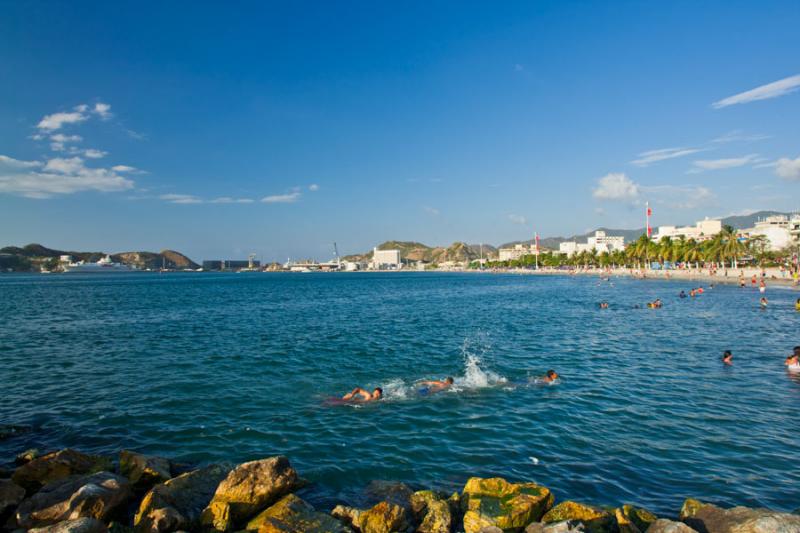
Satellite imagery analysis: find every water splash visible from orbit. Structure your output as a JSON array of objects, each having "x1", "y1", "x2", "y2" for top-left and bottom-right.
[{"x1": 452, "y1": 335, "x2": 506, "y2": 390}]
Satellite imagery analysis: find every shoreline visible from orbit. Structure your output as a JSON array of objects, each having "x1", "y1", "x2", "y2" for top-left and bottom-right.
[{"x1": 2, "y1": 447, "x2": 799, "y2": 533}]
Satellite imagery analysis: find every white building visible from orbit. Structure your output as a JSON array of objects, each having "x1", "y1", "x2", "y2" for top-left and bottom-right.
[
  {"x1": 741, "y1": 214, "x2": 800, "y2": 250},
  {"x1": 559, "y1": 231, "x2": 625, "y2": 256},
  {"x1": 652, "y1": 218, "x2": 722, "y2": 242},
  {"x1": 371, "y1": 248, "x2": 401, "y2": 269},
  {"x1": 498, "y1": 244, "x2": 535, "y2": 261}
]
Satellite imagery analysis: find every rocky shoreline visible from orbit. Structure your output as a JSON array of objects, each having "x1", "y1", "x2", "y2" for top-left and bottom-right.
[{"x1": 1, "y1": 448, "x2": 799, "y2": 533}]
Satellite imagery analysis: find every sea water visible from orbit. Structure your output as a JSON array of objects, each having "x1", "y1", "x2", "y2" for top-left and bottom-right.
[{"x1": 1, "y1": 272, "x2": 798, "y2": 514}]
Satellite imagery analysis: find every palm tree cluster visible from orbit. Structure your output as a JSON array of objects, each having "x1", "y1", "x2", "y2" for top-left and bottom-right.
[{"x1": 479, "y1": 226, "x2": 792, "y2": 270}]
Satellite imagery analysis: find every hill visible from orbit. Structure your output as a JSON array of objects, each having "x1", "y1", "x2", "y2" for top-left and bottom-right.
[
  {"x1": 343, "y1": 241, "x2": 497, "y2": 263},
  {"x1": 0, "y1": 243, "x2": 198, "y2": 272}
]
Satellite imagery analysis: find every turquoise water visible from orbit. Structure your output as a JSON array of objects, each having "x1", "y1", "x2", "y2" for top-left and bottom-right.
[{"x1": 1, "y1": 272, "x2": 799, "y2": 515}]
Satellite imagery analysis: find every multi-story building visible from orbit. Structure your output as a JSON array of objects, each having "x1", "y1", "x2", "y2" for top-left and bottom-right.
[
  {"x1": 559, "y1": 231, "x2": 625, "y2": 256},
  {"x1": 652, "y1": 218, "x2": 722, "y2": 242},
  {"x1": 741, "y1": 214, "x2": 800, "y2": 250},
  {"x1": 371, "y1": 248, "x2": 401, "y2": 269},
  {"x1": 498, "y1": 244, "x2": 535, "y2": 261}
]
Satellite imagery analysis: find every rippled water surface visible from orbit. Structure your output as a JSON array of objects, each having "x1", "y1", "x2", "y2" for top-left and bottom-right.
[{"x1": 1, "y1": 272, "x2": 799, "y2": 514}]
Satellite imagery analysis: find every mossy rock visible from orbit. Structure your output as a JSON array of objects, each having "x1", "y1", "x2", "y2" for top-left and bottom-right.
[
  {"x1": 357, "y1": 501, "x2": 408, "y2": 533},
  {"x1": 541, "y1": 501, "x2": 613, "y2": 532},
  {"x1": 12, "y1": 449, "x2": 112, "y2": 493},
  {"x1": 614, "y1": 504, "x2": 657, "y2": 533},
  {"x1": 461, "y1": 477, "x2": 554, "y2": 533},
  {"x1": 247, "y1": 494, "x2": 349, "y2": 532}
]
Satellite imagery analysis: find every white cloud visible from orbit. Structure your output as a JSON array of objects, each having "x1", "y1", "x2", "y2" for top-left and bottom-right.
[
  {"x1": 0, "y1": 155, "x2": 43, "y2": 168},
  {"x1": 261, "y1": 192, "x2": 301, "y2": 203},
  {"x1": 112, "y1": 165, "x2": 137, "y2": 172},
  {"x1": 423, "y1": 206, "x2": 440, "y2": 216},
  {"x1": 508, "y1": 214, "x2": 527, "y2": 225},
  {"x1": 631, "y1": 147, "x2": 705, "y2": 167},
  {"x1": 37, "y1": 110, "x2": 88, "y2": 131},
  {"x1": 93, "y1": 102, "x2": 112, "y2": 120},
  {"x1": 690, "y1": 154, "x2": 759, "y2": 172},
  {"x1": 775, "y1": 155, "x2": 800, "y2": 181},
  {"x1": 74, "y1": 104, "x2": 88, "y2": 113},
  {"x1": 44, "y1": 157, "x2": 85, "y2": 174},
  {"x1": 711, "y1": 130, "x2": 770, "y2": 144},
  {"x1": 210, "y1": 197, "x2": 255, "y2": 204},
  {"x1": 593, "y1": 172, "x2": 640, "y2": 200},
  {"x1": 1, "y1": 156, "x2": 133, "y2": 198},
  {"x1": 713, "y1": 74, "x2": 800, "y2": 108},
  {"x1": 83, "y1": 149, "x2": 107, "y2": 159},
  {"x1": 159, "y1": 193, "x2": 203, "y2": 204},
  {"x1": 308, "y1": 184, "x2": 319, "y2": 191},
  {"x1": 50, "y1": 134, "x2": 82, "y2": 143}
]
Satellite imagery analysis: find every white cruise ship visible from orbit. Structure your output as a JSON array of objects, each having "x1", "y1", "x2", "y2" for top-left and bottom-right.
[{"x1": 63, "y1": 255, "x2": 136, "y2": 273}]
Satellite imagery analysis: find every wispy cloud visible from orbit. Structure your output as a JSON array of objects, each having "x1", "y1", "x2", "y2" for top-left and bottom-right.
[
  {"x1": 712, "y1": 74, "x2": 800, "y2": 108},
  {"x1": 0, "y1": 155, "x2": 43, "y2": 169},
  {"x1": 1, "y1": 155, "x2": 133, "y2": 198},
  {"x1": 261, "y1": 192, "x2": 301, "y2": 204},
  {"x1": 112, "y1": 165, "x2": 137, "y2": 173},
  {"x1": 689, "y1": 154, "x2": 759, "y2": 172},
  {"x1": 159, "y1": 193, "x2": 203, "y2": 204},
  {"x1": 711, "y1": 130, "x2": 770, "y2": 144},
  {"x1": 308, "y1": 184, "x2": 320, "y2": 192},
  {"x1": 37, "y1": 109, "x2": 88, "y2": 131},
  {"x1": 508, "y1": 214, "x2": 527, "y2": 225},
  {"x1": 50, "y1": 134, "x2": 82, "y2": 143},
  {"x1": 592, "y1": 173, "x2": 640, "y2": 200},
  {"x1": 93, "y1": 103, "x2": 112, "y2": 120},
  {"x1": 210, "y1": 197, "x2": 255, "y2": 204},
  {"x1": 775, "y1": 155, "x2": 800, "y2": 181},
  {"x1": 83, "y1": 149, "x2": 107, "y2": 159},
  {"x1": 631, "y1": 147, "x2": 706, "y2": 167},
  {"x1": 423, "y1": 206, "x2": 440, "y2": 216}
]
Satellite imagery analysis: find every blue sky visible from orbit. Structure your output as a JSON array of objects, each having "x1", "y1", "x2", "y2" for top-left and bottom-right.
[{"x1": 1, "y1": 1, "x2": 799, "y2": 262}]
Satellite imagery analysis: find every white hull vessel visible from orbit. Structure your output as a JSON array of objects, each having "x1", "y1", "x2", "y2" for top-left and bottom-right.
[{"x1": 63, "y1": 255, "x2": 136, "y2": 273}]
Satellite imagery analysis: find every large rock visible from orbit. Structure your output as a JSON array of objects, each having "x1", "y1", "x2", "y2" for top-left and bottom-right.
[
  {"x1": 679, "y1": 499, "x2": 800, "y2": 533},
  {"x1": 615, "y1": 505, "x2": 657, "y2": 533},
  {"x1": 245, "y1": 493, "x2": 349, "y2": 532},
  {"x1": 119, "y1": 451, "x2": 172, "y2": 491},
  {"x1": 0, "y1": 479, "x2": 25, "y2": 517},
  {"x1": 364, "y1": 481, "x2": 414, "y2": 511},
  {"x1": 646, "y1": 519, "x2": 698, "y2": 533},
  {"x1": 16, "y1": 448, "x2": 41, "y2": 465},
  {"x1": 409, "y1": 490, "x2": 452, "y2": 533},
  {"x1": 16, "y1": 472, "x2": 131, "y2": 529},
  {"x1": 134, "y1": 464, "x2": 230, "y2": 533},
  {"x1": 461, "y1": 477, "x2": 554, "y2": 533},
  {"x1": 357, "y1": 501, "x2": 408, "y2": 533},
  {"x1": 542, "y1": 502, "x2": 614, "y2": 533},
  {"x1": 13, "y1": 450, "x2": 112, "y2": 493},
  {"x1": 525, "y1": 522, "x2": 586, "y2": 533},
  {"x1": 200, "y1": 456, "x2": 300, "y2": 531},
  {"x1": 28, "y1": 517, "x2": 109, "y2": 533},
  {"x1": 331, "y1": 505, "x2": 363, "y2": 528}
]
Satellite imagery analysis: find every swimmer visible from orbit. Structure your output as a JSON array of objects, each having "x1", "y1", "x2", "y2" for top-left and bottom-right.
[
  {"x1": 760, "y1": 296, "x2": 768, "y2": 309},
  {"x1": 342, "y1": 387, "x2": 383, "y2": 402},
  {"x1": 418, "y1": 377, "x2": 454, "y2": 392},
  {"x1": 722, "y1": 350, "x2": 733, "y2": 365},
  {"x1": 785, "y1": 348, "x2": 800, "y2": 369},
  {"x1": 795, "y1": 298, "x2": 800, "y2": 311},
  {"x1": 599, "y1": 302, "x2": 609, "y2": 309},
  {"x1": 541, "y1": 370, "x2": 559, "y2": 383},
  {"x1": 679, "y1": 290, "x2": 687, "y2": 299}
]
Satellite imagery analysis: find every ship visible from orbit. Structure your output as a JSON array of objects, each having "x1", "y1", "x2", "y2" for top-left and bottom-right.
[{"x1": 63, "y1": 255, "x2": 137, "y2": 273}]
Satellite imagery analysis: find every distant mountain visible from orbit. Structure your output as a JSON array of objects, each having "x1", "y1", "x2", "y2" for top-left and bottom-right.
[
  {"x1": 0, "y1": 243, "x2": 198, "y2": 272},
  {"x1": 343, "y1": 241, "x2": 497, "y2": 263}
]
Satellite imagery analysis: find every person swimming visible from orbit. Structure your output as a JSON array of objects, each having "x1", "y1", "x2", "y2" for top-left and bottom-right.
[
  {"x1": 599, "y1": 302, "x2": 609, "y2": 309},
  {"x1": 786, "y1": 347, "x2": 800, "y2": 370},
  {"x1": 342, "y1": 387, "x2": 383, "y2": 402},
  {"x1": 418, "y1": 377, "x2": 454, "y2": 393},
  {"x1": 679, "y1": 290, "x2": 687, "y2": 299},
  {"x1": 647, "y1": 299, "x2": 663, "y2": 309},
  {"x1": 722, "y1": 350, "x2": 733, "y2": 365},
  {"x1": 760, "y1": 296, "x2": 768, "y2": 309},
  {"x1": 795, "y1": 298, "x2": 800, "y2": 311},
  {"x1": 541, "y1": 370, "x2": 559, "y2": 383}
]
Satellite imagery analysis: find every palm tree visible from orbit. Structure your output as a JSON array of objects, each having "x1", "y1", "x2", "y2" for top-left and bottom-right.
[
  {"x1": 709, "y1": 225, "x2": 747, "y2": 268},
  {"x1": 683, "y1": 238, "x2": 703, "y2": 269}
]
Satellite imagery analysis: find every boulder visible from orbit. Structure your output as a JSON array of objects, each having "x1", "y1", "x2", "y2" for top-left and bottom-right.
[
  {"x1": 28, "y1": 517, "x2": 109, "y2": 533},
  {"x1": 357, "y1": 501, "x2": 408, "y2": 533},
  {"x1": 679, "y1": 498, "x2": 800, "y2": 533},
  {"x1": 525, "y1": 522, "x2": 586, "y2": 533},
  {"x1": 461, "y1": 477, "x2": 554, "y2": 533},
  {"x1": 13, "y1": 450, "x2": 112, "y2": 493},
  {"x1": 615, "y1": 505, "x2": 657, "y2": 533},
  {"x1": 646, "y1": 519, "x2": 698, "y2": 533},
  {"x1": 16, "y1": 448, "x2": 41, "y2": 465},
  {"x1": 245, "y1": 493, "x2": 349, "y2": 532},
  {"x1": 119, "y1": 451, "x2": 172, "y2": 491},
  {"x1": 134, "y1": 464, "x2": 229, "y2": 533},
  {"x1": 200, "y1": 456, "x2": 300, "y2": 531},
  {"x1": 16, "y1": 472, "x2": 131, "y2": 529},
  {"x1": 331, "y1": 505, "x2": 362, "y2": 528},
  {"x1": 408, "y1": 490, "x2": 452, "y2": 533},
  {"x1": 541, "y1": 502, "x2": 613, "y2": 532},
  {"x1": 0, "y1": 479, "x2": 25, "y2": 517},
  {"x1": 364, "y1": 481, "x2": 414, "y2": 511}
]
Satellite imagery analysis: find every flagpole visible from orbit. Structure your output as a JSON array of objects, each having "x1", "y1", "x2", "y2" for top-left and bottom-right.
[{"x1": 534, "y1": 232, "x2": 539, "y2": 270}]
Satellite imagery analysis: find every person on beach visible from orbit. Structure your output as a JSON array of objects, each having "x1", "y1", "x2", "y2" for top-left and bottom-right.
[
  {"x1": 722, "y1": 350, "x2": 733, "y2": 365},
  {"x1": 759, "y1": 296, "x2": 768, "y2": 309},
  {"x1": 342, "y1": 387, "x2": 383, "y2": 402},
  {"x1": 739, "y1": 276, "x2": 745, "y2": 288},
  {"x1": 759, "y1": 280, "x2": 766, "y2": 293},
  {"x1": 418, "y1": 377, "x2": 454, "y2": 392},
  {"x1": 751, "y1": 275, "x2": 757, "y2": 287}
]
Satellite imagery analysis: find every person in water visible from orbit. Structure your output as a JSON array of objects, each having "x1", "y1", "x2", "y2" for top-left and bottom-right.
[
  {"x1": 679, "y1": 290, "x2": 687, "y2": 299},
  {"x1": 795, "y1": 298, "x2": 800, "y2": 311},
  {"x1": 342, "y1": 387, "x2": 383, "y2": 402},
  {"x1": 786, "y1": 347, "x2": 800, "y2": 367},
  {"x1": 418, "y1": 377, "x2": 455, "y2": 392},
  {"x1": 599, "y1": 302, "x2": 609, "y2": 309},
  {"x1": 722, "y1": 350, "x2": 733, "y2": 365},
  {"x1": 760, "y1": 296, "x2": 768, "y2": 309},
  {"x1": 541, "y1": 370, "x2": 559, "y2": 383}
]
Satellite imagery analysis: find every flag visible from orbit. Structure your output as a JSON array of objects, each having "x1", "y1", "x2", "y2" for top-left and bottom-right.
[
  {"x1": 647, "y1": 206, "x2": 652, "y2": 217},
  {"x1": 647, "y1": 226, "x2": 653, "y2": 236},
  {"x1": 535, "y1": 232, "x2": 540, "y2": 254}
]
